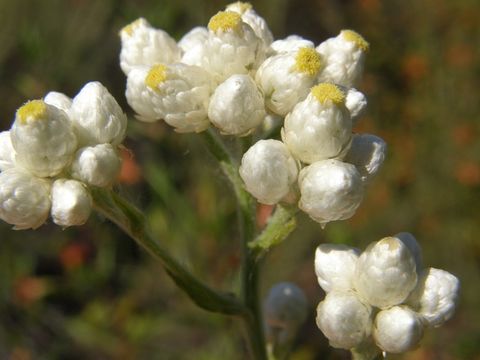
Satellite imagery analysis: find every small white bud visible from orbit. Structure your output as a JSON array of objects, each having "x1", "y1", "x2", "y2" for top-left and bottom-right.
[
  {"x1": 119, "y1": 18, "x2": 181, "y2": 75},
  {"x1": 394, "y1": 232, "x2": 423, "y2": 272},
  {"x1": 407, "y1": 268, "x2": 459, "y2": 327},
  {"x1": 44, "y1": 91, "x2": 72, "y2": 113},
  {"x1": 282, "y1": 84, "x2": 352, "y2": 164},
  {"x1": 239, "y1": 140, "x2": 299, "y2": 205},
  {"x1": 0, "y1": 131, "x2": 16, "y2": 171},
  {"x1": 345, "y1": 88, "x2": 367, "y2": 123},
  {"x1": 315, "y1": 244, "x2": 359, "y2": 293},
  {"x1": 71, "y1": 144, "x2": 122, "y2": 187},
  {"x1": 298, "y1": 160, "x2": 364, "y2": 226},
  {"x1": 354, "y1": 236, "x2": 418, "y2": 309},
  {"x1": 256, "y1": 47, "x2": 322, "y2": 116},
  {"x1": 126, "y1": 63, "x2": 213, "y2": 133},
  {"x1": 179, "y1": 27, "x2": 209, "y2": 67},
  {"x1": 51, "y1": 179, "x2": 92, "y2": 227},
  {"x1": 208, "y1": 74, "x2": 266, "y2": 135},
  {"x1": 317, "y1": 30, "x2": 369, "y2": 88},
  {"x1": 316, "y1": 291, "x2": 372, "y2": 350},
  {"x1": 11, "y1": 100, "x2": 77, "y2": 177},
  {"x1": 0, "y1": 168, "x2": 51, "y2": 230},
  {"x1": 70, "y1": 82, "x2": 127, "y2": 146},
  {"x1": 269, "y1": 35, "x2": 314, "y2": 55},
  {"x1": 344, "y1": 133, "x2": 386, "y2": 182},
  {"x1": 373, "y1": 306, "x2": 424, "y2": 354}
]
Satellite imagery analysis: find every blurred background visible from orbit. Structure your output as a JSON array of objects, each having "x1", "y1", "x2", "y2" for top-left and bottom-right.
[{"x1": 0, "y1": 0, "x2": 479, "y2": 359}]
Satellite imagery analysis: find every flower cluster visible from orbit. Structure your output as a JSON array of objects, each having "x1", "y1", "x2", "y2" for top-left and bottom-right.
[
  {"x1": 119, "y1": 2, "x2": 385, "y2": 226},
  {"x1": 0, "y1": 82, "x2": 127, "y2": 229},
  {"x1": 314, "y1": 233, "x2": 459, "y2": 355}
]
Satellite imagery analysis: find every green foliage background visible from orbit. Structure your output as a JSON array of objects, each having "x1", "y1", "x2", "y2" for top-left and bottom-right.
[{"x1": 0, "y1": 0, "x2": 479, "y2": 359}]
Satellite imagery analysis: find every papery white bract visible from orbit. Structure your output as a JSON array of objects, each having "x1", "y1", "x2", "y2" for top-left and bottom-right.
[
  {"x1": 344, "y1": 133, "x2": 386, "y2": 182},
  {"x1": 0, "y1": 131, "x2": 16, "y2": 171},
  {"x1": 315, "y1": 244, "x2": 359, "y2": 292},
  {"x1": 51, "y1": 179, "x2": 92, "y2": 227}
]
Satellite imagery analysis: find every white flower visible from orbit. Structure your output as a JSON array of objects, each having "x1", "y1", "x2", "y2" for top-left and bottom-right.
[
  {"x1": 179, "y1": 26, "x2": 209, "y2": 67},
  {"x1": 256, "y1": 47, "x2": 323, "y2": 116},
  {"x1": 316, "y1": 291, "x2": 372, "y2": 349},
  {"x1": 208, "y1": 74, "x2": 265, "y2": 135},
  {"x1": 373, "y1": 306, "x2": 424, "y2": 353},
  {"x1": 345, "y1": 88, "x2": 367, "y2": 124},
  {"x1": 0, "y1": 168, "x2": 51, "y2": 230},
  {"x1": 225, "y1": 2, "x2": 273, "y2": 47},
  {"x1": 119, "y1": 18, "x2": 181, "y2": 75},
  {"x1": 70, "y1": 82, "x2": 127, "y2": 146},
  {"x1": 344, "y1": 133, "x2": 386, "y2": 182},
  {"x1": 317, "y1": 29, "x2": 369, "y2": 88},
  {"x1": 269, "y1": 35, "x2": 314, "y2": 55},
  {"x1": 407, "y1": 267, "x2": 460, "y2": 327},
  {"x1": 11, "y1": 100, "x2": 77, "y2": 177},
  {"x1": 239, "y1": 139, "x2": 299, "y2": 205},
  {"x1": 315, "y1": 244, "x2": 359, "y2": 292},
  {"x1": 282, "y1": 84, "x2": 352, "y2": 164},
  {"x1": 44, "y1": 91, "x2": 72, "y2": 113},
  {"x1": 70, "y1": 144, "x2": 122, "y2": 187},
  {"x1": 202, "y1": 11, "x2": 265, "y2": 82},
  {"x1": 126, "y1": 63, "x2": 213, "y2": 133},
  {"x1": 354, "y1": 236, "x2": 418, "y2": 309},
  {"x1": 298, "y1": 159, "x2": 364, "y2": 226},
  {"x1": 51, "y1": 179, "x2": 92, "y2": 227},
  {"x1": 0, "y1": 131, "x2": 16, "y2": 171}
]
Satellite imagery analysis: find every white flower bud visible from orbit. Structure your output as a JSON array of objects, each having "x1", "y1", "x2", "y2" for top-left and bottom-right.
[
  {"x1": 0, "y1": 131, "x2": 16, "y2": 171},
  {"x1": 269, "y1": 35, "x2": 314, "y2": 55},
  {"x1": 71, "y1": 144, "x2": 121, "y2": 187},
  {"x1": 208, "y1": 74, "x2": 265, "y2": 135},
  {"x1": 51, "y1": 179, "x2": 92, "y2": 227},
  {"x1": 317, "y1": 30, "x2": 369, "y2": 87},
  {"x1": 226, "y1": 2, "x2": 274, "y2": 46},
  {"x1": 11, "y1": 100, "x2": 77, "y2": 177},
  {"x1": 256, "y1": 47, "x2": 322, "y2": 116},
  {"x1": 0, "y1": 168, "x2": 51, "y2": 230},
  {"x1": 298, "y1": 160, "x2": 364, "y2": 227},
  {"x1": 70, "y1": 82, "x2": 127, "y2": 146},
  {"x1": 126, "y1": 63, "x2": 213, "y2": 133},
  {"x1": 373, "y1": 306, "x2": 424, "y2": 354},
  {"x1": 407, "y1": 268, "x2": 459, "y2": 327},
  {"x1": 345, "y1": 88, "x2": 367, "y2": 124},
  {"x1": 119, "y1": 18, "x2": 181, "y2": 75},
  {"x1": 203, "y1": 11, "x2": 265, "y2": 82},
  {"x1": 239, "y1": 140, "x2": 299, "y2": 205},
  {"x1": 394, "y1": 232, "x2": 423, "y2": 272},
  {"x1": 44, "y1": 91, "x2": 72, "y2": 113},
  {"x1": 179, "y1": 27, "x2": 209, "y2": 67},
  {"x1": 354, "y1": 236, "x2": 418, "y2": 309},
  {"x1": 282, "y1": 84, "x2": 352, "y2": 164},
  {"x1": 344, "y1": 133, "x2": 386, "y2": 182},
  {"x1": 315, "y1": 244, "x2": 359, "y2": 293},
  {"x1": 264, "y1": 282, "x2": 308, "y2": 344},
  {"x1": 316, "y1": 291, "x2": 372, "y2": 350}
]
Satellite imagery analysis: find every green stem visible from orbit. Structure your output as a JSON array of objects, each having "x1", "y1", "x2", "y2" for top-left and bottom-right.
[{"x1": 91, "y1": 187, "x2": 247, "y2": 316}]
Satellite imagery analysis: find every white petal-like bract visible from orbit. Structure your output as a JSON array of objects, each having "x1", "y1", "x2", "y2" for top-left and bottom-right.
[
  {"x1": 226, "y1": 2, "x2": 273, "y2": 47},
  {"x1": 0, "y1": 131, "x2": 16, "y2": 171},
  {"x1": 345, "y1": 88, "x2": 367, "y2": 123},
  {"x1": 269, "y1": 35, "x2": 314, "y2": 55},
  {"x1": 44, "y1": 91, "x2": 72, "y2": 113},
  {"x1": 51, "y1": 179, "x2": 92, "y2": 227},
  {"x1": 344, "y1": 133, "x2": 386, "y2": 182}
]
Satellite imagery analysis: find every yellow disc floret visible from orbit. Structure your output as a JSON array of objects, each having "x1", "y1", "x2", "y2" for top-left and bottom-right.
[
  {"x1": 17, "y1": 100, "x2": 47, "y2": 124},
  {"x1": 295, "y1": 47, "x2": 323, "y2": 76},
  {"x1": 228, "y1": 2, "x2": 252, "y2": 14},
  {"x1": 145, "y1": 64, "x2": 167, "y2": 90},
  {"x1": 208, "y1": 11, "x2": 242, "y2": 33},
  {"x1": 120, "y1": 18, "x2": 144, "y2": 36},
  {"x1": 311, "y1": 83, "x2": 345, "y2": 105},
  {"x1": 341, "y1": 30, "x2": 369, "y2": 51}
]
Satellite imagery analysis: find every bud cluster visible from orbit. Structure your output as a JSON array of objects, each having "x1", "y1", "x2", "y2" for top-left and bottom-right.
[
  {"x1": 119, "y1": 2, "x2": 385, "y2": 226},
  {"x1": 314, "y1": 233, "x2": 459, "y2": 354},
  {"x1": 0, "y1": 82, "x2": 127, "y2": 229}
]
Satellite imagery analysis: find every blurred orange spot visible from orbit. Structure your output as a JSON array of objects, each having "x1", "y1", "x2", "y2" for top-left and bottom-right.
[
  {"x1": 118, "y1": 148, "x2": 142, "y2": 185},
  {"x1": 13, "y1": 277, "x2": 47, "y2": 306},
  {"x1": 59, "y1": 242, "x2": 91, "y2": 270},
  {"x1": 256, "y1": 204, "x2": 274, "y2": 228},
  {"x1": 402, "y1": 54, "x2": 429, "y2": 83},
  {"x1": 451, "y1": 123, "x2": 476, "y2": 148},
  {"x1": 445, "y1": 44, "x2": 475, "y2": 68},
  {"x1": 455, "y1": 161, "x2": 480, "y2": 186},
  {"x1": 357, "y1": 0, "x2": 380, "y2": 12}
]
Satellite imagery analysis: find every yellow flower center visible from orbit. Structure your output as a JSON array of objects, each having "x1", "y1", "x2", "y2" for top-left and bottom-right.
[
  {"x1": 208, "y1": 11, "x2": 242, "y2": 33},
  {"x1": 121, "y1": 18, "x2": 144, "y2": 36},
  {"x1": 145, "y1": 64, "x2": 167, "y2": 90},
  {"x1": 294, "y1": 47, "x2": 322, "y2": 76},
  {"x1": 341, "y1": 30, "x2": 369, "y2": 51},
  {"x1": 311, "y1": 83, "x2": 345, "y2": 105},
  {"x1": 228, "y1": 2, "x2": 252, "y2": 14},
  {"x1": 17, "y1": 100, "x2": 47, "y2": 124}
]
